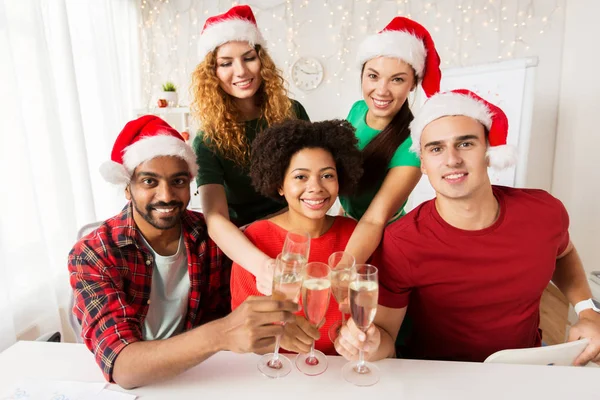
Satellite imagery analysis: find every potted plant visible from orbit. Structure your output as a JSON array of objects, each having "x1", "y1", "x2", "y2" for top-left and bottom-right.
[{"x1": 160, "y1": 81, "x2": 178, "y2": 107}]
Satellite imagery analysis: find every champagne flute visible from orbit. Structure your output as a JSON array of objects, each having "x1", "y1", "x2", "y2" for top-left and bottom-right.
[
  {"x1": 257, "y1": 254, "x2": 304, "y2": 379},
  {"x1": 327, "y1": 251, "x2": 356, "y2": 342},
  {"x1": 295, "y1": 262, "x2": 331, "y2": 376},
  {"x1": 281, "y1": 229, "x2": 310, "y2": 264},
  {"x1": 342, "y1": 264, "x2": 380, "y2": 386}
]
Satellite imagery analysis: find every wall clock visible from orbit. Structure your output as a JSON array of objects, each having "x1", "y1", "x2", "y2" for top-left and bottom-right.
[{"x1": 291, "y1": 57, "x2": 324, "y2": 91}]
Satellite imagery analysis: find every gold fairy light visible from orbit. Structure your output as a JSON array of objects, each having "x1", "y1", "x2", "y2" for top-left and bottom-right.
[{"x1": 139, "y1": 0, "x2": 565, "y2": 106}]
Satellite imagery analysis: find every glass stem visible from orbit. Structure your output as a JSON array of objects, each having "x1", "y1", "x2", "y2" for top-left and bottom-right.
[
  {"x1": 341, "y1": 310, "x2": 346, "y2": 325},
  {"x1": 272, "y1": 335, "x2": 281, "y2": 361},
  {"x1": 357, "y1": 349, "x2": 366, "y2": 373},
  {"x1": 308, "y1": 341, "x2": 316, "y2": 359}
]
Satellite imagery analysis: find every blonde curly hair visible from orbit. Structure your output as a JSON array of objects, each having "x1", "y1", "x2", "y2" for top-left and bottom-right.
[{"x1": 190, "y1": 45, "x2": 294, "y2": 165}]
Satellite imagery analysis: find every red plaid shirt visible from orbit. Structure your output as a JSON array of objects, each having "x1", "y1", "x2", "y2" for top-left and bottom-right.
[{"x1": 68, "y1": 204, "x2": 231, "y2": 382}]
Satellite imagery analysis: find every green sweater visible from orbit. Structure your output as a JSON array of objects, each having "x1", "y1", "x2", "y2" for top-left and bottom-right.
[
  {"x1": 193, "y1": 99, "x2": 310, "y2": 226},
  {"x1": 339, "y1": 100, "x2": 420, "y2": 221}
]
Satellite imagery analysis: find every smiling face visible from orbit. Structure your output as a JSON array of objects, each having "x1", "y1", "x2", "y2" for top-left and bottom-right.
[
  {"x1": 361, "y1": 56, "x2": 416, "y2": 129},
  {"x1": 214, "y1": 41, "x2": 262, "y2": 101},
  {"x1": 125, "y1": 156, "x2": 191, "y2": 233},
  {"x1": 419, "y1": 115, "x2": 491, "y2": 201},
  {"x1": 278, "y1": 148, "x2": 339, "y2": 221}
]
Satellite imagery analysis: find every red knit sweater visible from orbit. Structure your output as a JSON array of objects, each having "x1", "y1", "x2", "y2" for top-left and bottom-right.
[{"x1": 231, "y1": 217, "x2": 357, "y2": 355}]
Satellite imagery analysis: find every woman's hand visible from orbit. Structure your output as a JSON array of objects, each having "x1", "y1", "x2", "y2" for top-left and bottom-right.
[{"x1": 255, "y1": 258, "x2": 275, "y2": 295}]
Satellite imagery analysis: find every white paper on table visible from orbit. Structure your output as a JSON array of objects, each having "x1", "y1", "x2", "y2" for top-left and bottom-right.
[
  {"x1": 0, "y1": 379, "x2": 105, "y2": 400},
  {"x1": 82, "y1": 389, "x2": 136, "y2": 400}
]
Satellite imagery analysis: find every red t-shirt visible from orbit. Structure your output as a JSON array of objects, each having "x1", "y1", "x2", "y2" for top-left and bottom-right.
[
  {"x1": 375, "y1": 186, "x2": 570, "y2": 362},
  {"x1": 231, "y1": 217, "x2": 357, "y2": 355}
]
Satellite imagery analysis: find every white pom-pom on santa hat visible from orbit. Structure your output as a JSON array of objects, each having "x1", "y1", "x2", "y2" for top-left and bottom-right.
[
  {"x1": 197, "y1": 5, "x2": 265, "y2": 61},
  {"x1": 99, "y1": 160, "x2": 131, "y2": 185},
  {"x1": 485, "y1": 143, "x2": 519, "y2": 170},
  {"x1": 99, "y1": 115, "x2": 198, "y2": 185},
  {"x1": 409, "y1": 89, "x2": 518, "y2": 170}
]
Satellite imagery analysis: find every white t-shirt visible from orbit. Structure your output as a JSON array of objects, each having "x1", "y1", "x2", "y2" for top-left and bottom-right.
[{"x1": 141, "y1": 234, "x2": 190, "y2": 341}]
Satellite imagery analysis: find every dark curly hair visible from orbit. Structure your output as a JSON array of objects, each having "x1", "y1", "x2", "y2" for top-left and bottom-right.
[{"x1": 250, "y1": 119, "x2": 363, "y2": 200}]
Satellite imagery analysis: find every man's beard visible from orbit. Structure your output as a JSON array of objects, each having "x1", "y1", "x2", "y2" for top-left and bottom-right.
[{"x1": 131, "y1": 197, "x2": 184, "y2": 230}]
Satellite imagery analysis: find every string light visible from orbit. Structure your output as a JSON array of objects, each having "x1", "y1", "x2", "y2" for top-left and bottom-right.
[{"x1": 139, "y1": 0, "x2": 564, "y2": 107}]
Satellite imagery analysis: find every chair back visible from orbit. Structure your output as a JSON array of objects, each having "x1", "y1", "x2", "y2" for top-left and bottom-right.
[
  {"x1": 69, "y1": 221, "x2": 103, "y2": 343},
  {"x1": 77, "y1": 221, "x2": 104, "y2": 241},
  {"x1": 484, "y1": 339, "x2": 590, "y2": 366}
]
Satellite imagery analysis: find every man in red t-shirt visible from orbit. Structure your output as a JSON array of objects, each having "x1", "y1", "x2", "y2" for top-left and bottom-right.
[{"x1": 334, "y1": 89, "x2": 600, "y2": 365}]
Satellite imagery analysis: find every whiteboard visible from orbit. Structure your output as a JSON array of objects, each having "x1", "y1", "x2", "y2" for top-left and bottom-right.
[{"x1": 405, "y1": 57, "x2": 538, "y2": 212}]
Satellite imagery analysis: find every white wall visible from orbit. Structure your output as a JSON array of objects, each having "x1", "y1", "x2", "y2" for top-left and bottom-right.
[
  {"x1": 553, "y1": 0, "x2": 600, "y2": 276},
  {"x1": 141, "y1": 0, "x2": 566, "y2": 191}
]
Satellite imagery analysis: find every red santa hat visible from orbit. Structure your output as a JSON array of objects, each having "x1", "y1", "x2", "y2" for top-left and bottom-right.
[
  {"x1": 409, "y1": 89, "x2": 518, "y2": 169},
  {"x1": 356, "y1": 16, "x2": 441, "y2": 97},
  {"x1": 99, "y1": 115, "x2": 198, "y2": 185},
  {"x1": 197, "y1": 5, "x2": 266, "y2": 61}
]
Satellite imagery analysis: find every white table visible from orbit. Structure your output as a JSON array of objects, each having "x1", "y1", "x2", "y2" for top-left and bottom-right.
[{"x1": 0, "y1": 341, "x2": 597, "y2": 399}]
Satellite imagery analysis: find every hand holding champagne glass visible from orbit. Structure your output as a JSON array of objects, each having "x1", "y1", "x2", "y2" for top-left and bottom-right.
[
  {"x1": 327, "y1": 251, "x2": 356, "y2": 342},
  {"x1": 342, "y1": 264, "x2": 380, "y2": 386},
  {"x1": 295, "y1": 262, "x2": 331, "y2": 375},
  {"x1": 257, "y1": 253, "x2": 304, "y2": 378}
]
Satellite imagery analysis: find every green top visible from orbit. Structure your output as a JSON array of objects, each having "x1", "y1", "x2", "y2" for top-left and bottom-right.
[
  {"x1": 193, "y1": 99, "x2": 310, "y2": 227},
  {"x1": 339, "y1": 100, "x2": 420, "y2": 221}
]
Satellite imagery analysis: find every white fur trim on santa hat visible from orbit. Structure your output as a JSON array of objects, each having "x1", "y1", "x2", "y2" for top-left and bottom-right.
[
  {"x1": 486, "y1": 144, "x2": 518, "y2": 170},
  {"x1": 356, "y1": 30, "x2": 426, "y2": 78},
  {"x1": 198, "y1": 18, "x2": 265, "y2": 60},
  {"x1": 123, "y1": 134, "x2": 198, "y2": 177},
  {"x1": 101, "y1": 135, "x2": 198, "y2": 185},
  {"x1": 409, "y1": 92, "x2": 493, "y2": 155}
]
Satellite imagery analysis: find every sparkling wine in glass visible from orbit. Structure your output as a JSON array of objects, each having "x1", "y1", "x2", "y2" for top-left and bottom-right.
[
  {"x1": 295, "y1": 262, "x2": 331, "y2": 375},
  {"x1": 257, "y1": 254, "x2": 303, "y2": 379},
  {"x1": 327, "y1": 251, "x2": 356, "y2": 342},
  {"x1": 281, "y1": 230, "x2": 310, "y2": 264},
  {"x1": 342, "y1": 264, "x2": 380, "y2": 386}
]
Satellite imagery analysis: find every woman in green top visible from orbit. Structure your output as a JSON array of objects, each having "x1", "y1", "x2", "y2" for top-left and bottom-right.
[
  {"x1": 339, "y1": 16, "x2": 441, "y2": 265},
  {"x1": 190, "y1": 5, "x2": 310, "y2": 294}
]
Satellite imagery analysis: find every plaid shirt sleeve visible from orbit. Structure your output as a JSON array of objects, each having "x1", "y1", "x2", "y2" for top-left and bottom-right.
[
  {"x1": 68, "y1": 235, "x2": 142, "y2": 382},
  {"x1": 196, "y1": 234, "x2": 232, "y2": 324}
]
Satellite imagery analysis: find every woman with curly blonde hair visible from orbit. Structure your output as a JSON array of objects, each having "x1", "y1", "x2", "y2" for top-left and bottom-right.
[{"x1": 191, "y1": 5, "x2": 309, "y2": 294}]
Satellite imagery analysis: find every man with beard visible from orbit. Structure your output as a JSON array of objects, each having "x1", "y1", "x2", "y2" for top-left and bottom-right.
[{"x1": 69, "y1": 116, "x2": 299, "y2": 388}]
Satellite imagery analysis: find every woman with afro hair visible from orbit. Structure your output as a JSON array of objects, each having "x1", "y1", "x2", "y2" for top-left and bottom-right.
[
  {"x1": 230, "y1": 119, "x2": 363, "y2": 356},
  {"x1": 190, "y1": 5, "x2": 310, "y2": 295}
]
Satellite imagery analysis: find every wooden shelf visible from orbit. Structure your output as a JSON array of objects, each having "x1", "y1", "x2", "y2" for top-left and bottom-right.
[{"x1": 134, "y1": 107, "x2": 192, "y2": 133}]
